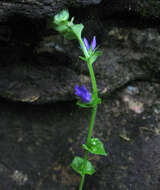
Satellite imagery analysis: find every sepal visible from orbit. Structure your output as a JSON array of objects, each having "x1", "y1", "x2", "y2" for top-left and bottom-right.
[
  {"x1": 71, "y1": 156, "x2": 95, "y2": 176},
  {"x1": 89, "y1": 50, "x2": 102, "y2": 65},
  {"x1": 79, "y1": 56, "x2": 87, "y2": 62},
  {"x1": 76, "y1": 100, "x2": 94, "y2": 108},
  {"x1": 83, "y1": 138, "x2": 107, "y2": 156}
]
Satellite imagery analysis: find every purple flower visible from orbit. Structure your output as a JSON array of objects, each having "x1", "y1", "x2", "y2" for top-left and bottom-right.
[
  {"x1": 75, "y1": 85, "x2": 91, "y2": 103},
  {"x1": 81, "y1": 36, "x2": 96, "y2": 52}
]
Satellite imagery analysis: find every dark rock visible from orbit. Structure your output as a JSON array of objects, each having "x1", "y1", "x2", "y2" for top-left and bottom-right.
[
  {"x1": 1, "y1": 0, "x2": 160, "y2": 21},
  {"x1": 137, "y1": 0, "x2": 160, "y2": 18},
  {"x1": 100, "y1": 0, "x2": 160, "y2": 19},
  {"x1": 1, "y1": 23, "x2": 160, "y2": 103},
  {"x1": 0, "y1": 81, "x2": 160, "y2": 189},
  {"x1": 0, "y1": 0, "x2": 159, "y2": 104},
  {"x1": 0, "y1": 0, "x2": 102, "y2": 20}
]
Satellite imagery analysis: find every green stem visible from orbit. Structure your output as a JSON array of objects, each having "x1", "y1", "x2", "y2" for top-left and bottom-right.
[
  {"x1": 79, "y1": 105, "x2": 97, "y2": 190},
  {"x1": 87, "y1": 61, "x2": 98, "y2": 97},
  {"x1": 79, "y1": 174, "x2": 85, "y2": 190},
  {"x1": 78, "y1": 62, "x2": 98, "y2": 190},
  {"x1": 87, "y1": 105, "x2": 97, "y2": 143},
  {"x1": 78, "y1": 37, "x2": 99, "y2": 190},
  {"x1": 78, "y1": 37, "x2": 97, "y2": 95},
  {"x1": 78, "y1": 151, "x2": 88, "y2": 190}
]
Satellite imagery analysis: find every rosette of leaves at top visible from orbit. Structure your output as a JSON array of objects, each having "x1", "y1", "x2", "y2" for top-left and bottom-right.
[
  {"x1": 53, "y1": 10, "x2": 102, "y2": 62},
  {"x1": 53, "y1": 9, "x2": 84, "y2": 40}
]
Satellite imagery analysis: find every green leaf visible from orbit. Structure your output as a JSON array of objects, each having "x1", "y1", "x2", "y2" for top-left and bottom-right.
[
  {"x1": 63, "y1": 31, "x2": 77, "y2": 40},
  {"x1": 53, "y1": 10, "x2": 69, "y2": 25},
  {"x1": 71, "y1": 156, "x2": 95, "y2": 176},
  {"x1": 83, "y1": 138, "x2": 107, "y2": 156},
  {"x1": 71, "y1": 24, "x2": 84, "y2": 39},
  {"x1": 55, "y1": 24, "x2": 68, "y2": 33},
  {"x1": 89, "y1": 51, "x2": 102, "y2": 65}
]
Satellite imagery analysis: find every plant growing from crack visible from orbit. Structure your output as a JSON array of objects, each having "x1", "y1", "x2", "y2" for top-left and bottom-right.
[{"x1": 53, "y1": 10, "x2": 107, "y2": 190}]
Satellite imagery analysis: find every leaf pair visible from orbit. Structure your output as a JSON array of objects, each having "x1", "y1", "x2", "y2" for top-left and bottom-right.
[
  {"x1": 71, "y1": 138, "x2": 107, "y2": 176},
  {"x1": 71, "y1": 156, "x2": 95, "y2": 176}
]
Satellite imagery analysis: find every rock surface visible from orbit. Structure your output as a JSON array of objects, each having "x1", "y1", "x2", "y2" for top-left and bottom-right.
[
  {"x1": 0, "y1": 0, "x2": 102, "y2": 20},
  {"x1": 0, "y1": 0, "x2": 160, "y2": 103},
  {"x1": 1, "y1": 0, "x2": 160, "y2": 20},
  {"x1": 0, "y1": 81, "x2": 160, "y2": 190},
  {"x1": 0, "y1": 19, "x2": 160, "y2": 103}
]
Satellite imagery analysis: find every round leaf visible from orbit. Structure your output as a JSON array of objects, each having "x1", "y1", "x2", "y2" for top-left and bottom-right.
[
  {"x1": 83, "y1": 138, "x2": 107, "y2": 156},
  {"x1": 71, "y1": 156, "x2": 95, "y2": 176},
  {"x1": 55, "y1": 25, "x2": 68, "y2": 33}
]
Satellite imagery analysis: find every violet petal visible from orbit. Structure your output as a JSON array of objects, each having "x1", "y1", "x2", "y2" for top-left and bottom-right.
[
  {"x1": 83, "y1": 37, "x2": 90, "y2": 52},
  {"x1": 75, "y1": 85, "x2": 91, "y2": 103},
  {"x1": 91, "y1": 36, "x2": 96, "y2": 51}
]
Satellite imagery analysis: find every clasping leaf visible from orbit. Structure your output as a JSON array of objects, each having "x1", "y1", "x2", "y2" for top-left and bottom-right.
[
  {"x1": 71, "y1": 156, "x2": 95, "y2": 176},
  {"x1": 83, "y1": 138, "x2": 107, "y2": 156}
]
